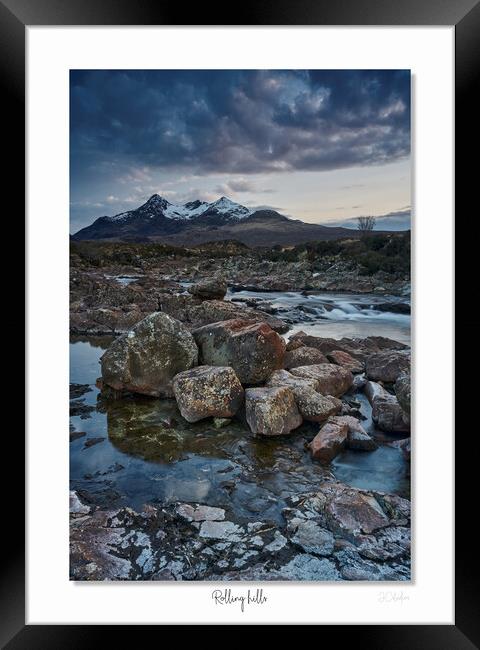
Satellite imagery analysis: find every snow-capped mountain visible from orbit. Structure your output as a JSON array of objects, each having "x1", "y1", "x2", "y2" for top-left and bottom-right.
[
  {"x1": 71, "y1": 194, "x2": 359, "y2": 245},
  {"x1": 108, "y1": 194, "x2": 252, "y2": 224}
]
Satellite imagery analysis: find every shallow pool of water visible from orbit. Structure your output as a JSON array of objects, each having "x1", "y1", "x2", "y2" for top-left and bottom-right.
[{"x1": 70, "y1": 332, "x2": 410, "y2": 519}]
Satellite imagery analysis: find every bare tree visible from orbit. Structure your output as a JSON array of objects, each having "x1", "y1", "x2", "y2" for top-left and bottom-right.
[{"x1": 357, "y1": 216, "x2": 376, "y2": 236}]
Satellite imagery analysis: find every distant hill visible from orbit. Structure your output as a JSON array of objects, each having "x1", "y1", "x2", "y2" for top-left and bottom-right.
[{"x1": 72, "y1": 194, "x2": 365, "y2": 247}]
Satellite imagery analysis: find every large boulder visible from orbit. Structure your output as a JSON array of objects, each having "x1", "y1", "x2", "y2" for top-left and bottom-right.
[
  {"x1": 365, "y1": 351, "x2": 411, "y2": 383},
  {"x1": 326, "y1": 350, "x2": 364, "y2": 374},
  {"x1": 100, "y1": 312, "x2": 198, "y2": 397},
  {"x1": 290, "y1": 364, "x2": 353, "y2": 397},
  {"x1": 365, "y1": 381, "x2": 410, "y2": 433},
  {"x1": 266, "y1": 370, "x2": 341, "y2": 423},
  {"x1": 245, "y1": 386, "x2": 302, "y2": 436},
  {"x1": 172, "y1": 366, "x2": 244, "y2": 423},
  {"x1": 188, "y1": 278, "x2": 227, "y2": 301},
  {"x1": 309, "y1": 420, "x2": 349, "y2": 463},
  {"x1": 284, "y1": 346, "x2": 328, "y2": 369},
  {"x1": 193, "y1": 319, "x2": 285, "y2": 384}
]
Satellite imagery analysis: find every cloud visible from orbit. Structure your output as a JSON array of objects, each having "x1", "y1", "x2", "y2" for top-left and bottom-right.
[
  {"x1": 214, "y1": 178, "x2": 275, "y2": 195},
  {"x1": 70, "y1": 69, "x2": 410, "y2": 177}
]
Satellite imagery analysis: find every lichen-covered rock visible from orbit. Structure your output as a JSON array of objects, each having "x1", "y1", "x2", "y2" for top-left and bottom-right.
[
  {"x1": 245, "y1": 386, "x2": 302, "y2": 436},
  {"x1": 188, "y1": 278, "x2": 228, "y2": 300},
  {"x1": 309, "y1": 419, "x2": 348, "y2": 463},
  {"x1": 327, "y1": 350, "x2": 364, "y2": 374},
  {"x1": 365, "y1": 350, "x2": 411, "y2": 383},
  {"x1": 365, "y1": 381, "x2": 410, "y2": 433},
  {"x1": 193, "y1": 319, "x2": 286, "y2": 384},
  {"x1": 292, "y1": 389, "x2": 341, "y2": 423},
  {"x1": 100, "y1": 312, "x2": 198, "y2": 397},
  {"x1": 266, "y1": 369, "x2": 319, "y2": 392},
  {"x1": 395, "y1": 372, "x2": 411, "y2": 421},
  {"x1": 288, "y1": 518, "x2": 335, "y2": 556},
  {"x1": 328, "y1": 415, "x2": 378, "y2": 451},
  {"x1": 284, "y1": 346, "x2": 328, "y2": 369},
  {"x1": 290, "y1": 363, "x2": 353, "y2": 397},
  {"x1": 172, "y1": 365, "x2": 244, "y2": 423},
  {"x1": 266, "y1": 369, "x2": 341, "y2": 423}
]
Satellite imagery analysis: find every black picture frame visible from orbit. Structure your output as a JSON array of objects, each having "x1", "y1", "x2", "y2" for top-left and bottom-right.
[{"x1": 5, "y1": 0, "x2": 476, "y2": 645}]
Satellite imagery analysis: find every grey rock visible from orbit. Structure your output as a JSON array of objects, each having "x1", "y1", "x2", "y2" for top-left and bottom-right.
[{"x1": 100, "y1": 312, "x2": 198, "y2": 397}]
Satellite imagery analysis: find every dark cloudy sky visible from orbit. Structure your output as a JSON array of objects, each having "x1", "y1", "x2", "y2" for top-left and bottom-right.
[{"x1": 70, "y1": 69, "x2": 411, "y2": 232}]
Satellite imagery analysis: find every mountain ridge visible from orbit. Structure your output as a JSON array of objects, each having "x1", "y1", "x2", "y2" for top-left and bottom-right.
[{"x1": 72, "y1": 194, "x2": 368, "y2": 246}]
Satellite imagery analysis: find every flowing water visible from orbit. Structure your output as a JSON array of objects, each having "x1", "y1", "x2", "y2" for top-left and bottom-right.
[
  {"x1": 227, "y1": 288, "x2": 411, "y2": 344},
  {"x1": 70, "y1": 289, "x2": 410, "y2": 521}
]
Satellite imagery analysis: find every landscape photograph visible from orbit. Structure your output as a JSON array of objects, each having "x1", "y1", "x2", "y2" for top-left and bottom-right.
[{"x1": 69, "y1": 69, "x2": 412, "y2": 582}]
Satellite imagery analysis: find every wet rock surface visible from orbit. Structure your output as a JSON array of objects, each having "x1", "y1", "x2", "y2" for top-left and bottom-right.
[
  {"x1": 309, "y1": 420, "x2": 349, "y2": 463},
  {"x1": 69, "y1": 257, "x2": 411, "y2": 582},
  {"x1": 365, "y1": 381, "x2": 410, "y2": 433},
  {"x1": 70, "y1": 479, "x2": 410, "y2": 581}
]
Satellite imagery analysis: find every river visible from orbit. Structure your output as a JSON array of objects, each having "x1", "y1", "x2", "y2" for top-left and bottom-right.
[{"x1": 70, "y1": 289, "x2": 410, "y2": 521}]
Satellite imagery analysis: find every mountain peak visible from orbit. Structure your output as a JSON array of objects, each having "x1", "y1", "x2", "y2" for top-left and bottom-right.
[{"x1": 145, "y1": 193, "x2": 170, "y2": 208}]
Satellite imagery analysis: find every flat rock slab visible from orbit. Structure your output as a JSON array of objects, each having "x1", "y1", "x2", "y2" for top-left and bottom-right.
[
  {"x1": 288, "y1": 518, "x2": 335, "y2": 556},
  {"x1": 199, "y1": 520, "x2": 244, "y2": 542},
  {"x1": 176, "y1": 503, "x2": 225, "y2": 522}
]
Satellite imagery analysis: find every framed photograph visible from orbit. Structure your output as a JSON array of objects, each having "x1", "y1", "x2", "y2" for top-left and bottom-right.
[{"x1": 8, "y1": 0, "x2": 474, "y2": 642}]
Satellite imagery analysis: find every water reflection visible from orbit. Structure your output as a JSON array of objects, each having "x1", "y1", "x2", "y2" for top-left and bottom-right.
[{"x1": 69, "y1": 311, "x2": 410, "y2": 517}]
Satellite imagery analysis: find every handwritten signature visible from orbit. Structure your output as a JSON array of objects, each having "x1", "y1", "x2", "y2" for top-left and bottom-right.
[{"x1": 378, "y1": 591, "x2": 410, "y2": 604}]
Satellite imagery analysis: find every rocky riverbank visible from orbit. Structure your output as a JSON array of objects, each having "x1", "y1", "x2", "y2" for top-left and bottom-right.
[
  {"x1": 71, "y1": 480, "x2": 410, "y2": 581},
  {"x1": 70, "y1": 270, "x2": 411, "y2": 581},
  {"x1": 70, "y1": 236, "x2": 410, "y2": 336}
]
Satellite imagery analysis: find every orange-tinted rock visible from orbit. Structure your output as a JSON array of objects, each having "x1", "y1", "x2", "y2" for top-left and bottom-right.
[
  {"x1": 193, "y1": 319, "x2": 285, "y2": 384},
  {"x1": 309, "y1": 420, "x2": 348, "y2": 463}
]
